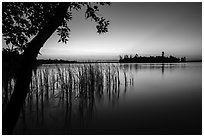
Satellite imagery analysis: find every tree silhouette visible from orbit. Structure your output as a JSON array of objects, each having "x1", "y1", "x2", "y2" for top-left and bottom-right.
[
  {"x1": 3, "y1": 2, "x2": 110, "y2": 52},
  {"x1": 2, "y1": 2, "x2": 110, "y2": 134},
  {"x1": 119, "y1": 53, "x2": 185, "y2": 63}
]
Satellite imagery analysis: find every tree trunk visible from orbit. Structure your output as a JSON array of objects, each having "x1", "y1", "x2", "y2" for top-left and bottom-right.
[{"x1": 3, "y1": 3, "x2": 70, "y2": 134}]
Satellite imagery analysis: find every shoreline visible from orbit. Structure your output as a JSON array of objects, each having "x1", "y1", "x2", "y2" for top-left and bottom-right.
[{"x1": 35, "y1": 60, "x2": 202, "y2": 64}]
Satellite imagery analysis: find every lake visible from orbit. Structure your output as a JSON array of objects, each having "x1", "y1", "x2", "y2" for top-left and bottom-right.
[{"x1": 4, "y1": 63, "x2": 201, "y2": 135}]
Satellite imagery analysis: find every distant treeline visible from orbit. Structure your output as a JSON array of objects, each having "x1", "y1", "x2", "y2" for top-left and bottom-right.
[
  {"x1": 2, "y1": 49, "x2": 77, "y2": 64},
  {"x1": 2, "y1": 49, "x2": 201, "y2": 65},
  {"x1": 119, "y1": 53, "x2": 187, "y2": 63},
  {"x1": 36, "y1": 59, "x2": 77, "y2": 64}
]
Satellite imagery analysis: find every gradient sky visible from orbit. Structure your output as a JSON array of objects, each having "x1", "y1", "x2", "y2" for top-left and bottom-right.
[{"x1": 3, "y1": 2, "x2": 202, "y2": 61}]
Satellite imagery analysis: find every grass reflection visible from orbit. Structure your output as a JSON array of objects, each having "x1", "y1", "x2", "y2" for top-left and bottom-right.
[{"x1": 3, "y1": 63, "x2": 133, "y2": 134}]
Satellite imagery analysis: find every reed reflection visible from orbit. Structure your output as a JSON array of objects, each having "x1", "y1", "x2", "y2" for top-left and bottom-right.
[{"x1": 3, "y1": 63, "x2": 133, "y2": 134}]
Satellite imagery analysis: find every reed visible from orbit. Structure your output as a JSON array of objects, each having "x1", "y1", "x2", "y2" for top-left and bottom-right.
[
  {"x1": 3, "y1": 63, "x2": 135, "y2": 128},
  {"x1": 3, "y1": 63, "x2": 131, "y2": 102}
]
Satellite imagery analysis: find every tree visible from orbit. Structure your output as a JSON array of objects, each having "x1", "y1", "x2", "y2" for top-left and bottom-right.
[
  {"x1": 124, "y1": 55, "x2": 129, "y2": 59},
  {"x1": 3, "y1": 2, "x2": 110, "y2": 52},
  {"x1": 2, "y1": 2, "x2": 110, "y2": 134},
  {"x1": 119, "y1": 55, "x2": 123, "y2": 61}
]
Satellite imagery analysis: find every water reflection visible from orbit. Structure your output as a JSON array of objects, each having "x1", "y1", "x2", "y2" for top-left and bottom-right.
[
  {"x1": 2, "y1": 63, "x2": 201, "y2": 135},
  {"x1": 5, "y1": 64, "x2": 129, "y2": 134},
  {"x1": 120, "y1": 63, "x2": 187, "y2": 76}
]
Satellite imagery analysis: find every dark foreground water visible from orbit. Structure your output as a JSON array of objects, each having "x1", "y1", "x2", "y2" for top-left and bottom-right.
[{"x1": 3, "y1": 63, "x2": 201, "y2": 135}]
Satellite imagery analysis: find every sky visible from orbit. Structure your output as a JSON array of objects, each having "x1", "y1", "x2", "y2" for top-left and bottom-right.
[{"x1": 3, "y1": 2, "x2": 202, "y2": 61}]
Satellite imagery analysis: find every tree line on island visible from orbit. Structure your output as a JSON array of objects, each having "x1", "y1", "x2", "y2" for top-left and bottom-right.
[{"x1": 119, "y1": 52, "x2": 186, "y2": 63}]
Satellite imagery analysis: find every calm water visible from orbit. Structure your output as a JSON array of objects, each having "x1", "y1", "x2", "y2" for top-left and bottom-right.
[{"x1": 4, "y1": 63, "x2": 201, "y2": 134}]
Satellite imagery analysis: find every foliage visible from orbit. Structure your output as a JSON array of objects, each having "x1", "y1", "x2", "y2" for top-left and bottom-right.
[{"x1": 2, "y1": 2, "x2": 111, "y2": 52}]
